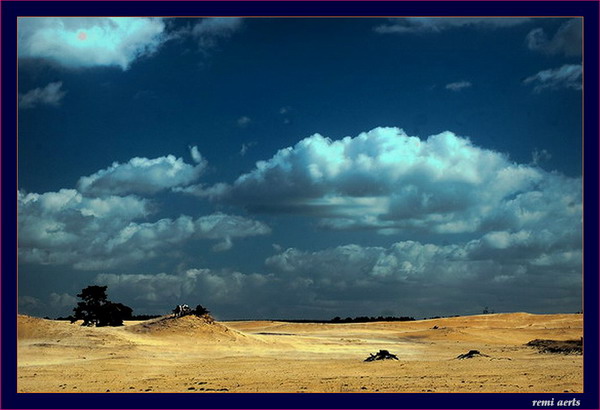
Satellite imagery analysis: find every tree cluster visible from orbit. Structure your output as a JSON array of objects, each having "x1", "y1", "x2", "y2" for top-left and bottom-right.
[
  {"x1": 70, "y1": 285, "x2": 214, "y2": 327},
  {"x1": 72, "y1": 286, "x2": 132, "y2": 327}
]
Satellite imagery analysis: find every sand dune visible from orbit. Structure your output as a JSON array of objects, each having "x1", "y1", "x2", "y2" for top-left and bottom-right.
[
  {"x1": 124, "y1": 314, "x2": 252, "y2": 342},
  {"x1": 17, "y1": 313, "x2": 583, "y2": 393}
]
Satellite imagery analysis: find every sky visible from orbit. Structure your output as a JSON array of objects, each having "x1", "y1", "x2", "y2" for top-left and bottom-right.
[{"x1": 17, "y1": 17, "x2": 583, "y2": 320}]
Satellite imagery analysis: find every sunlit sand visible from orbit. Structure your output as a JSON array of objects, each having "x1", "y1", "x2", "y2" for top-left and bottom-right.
[{"x1": 17, "y1": 312, "x2": 582, "y2": 393}]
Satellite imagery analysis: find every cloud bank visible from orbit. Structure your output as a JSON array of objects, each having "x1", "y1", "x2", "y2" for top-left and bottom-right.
[
  {"x1": 263, "y1": 234, "x2": 581, "y2": 316},
  {"x1": 18, "y1": 127, "x2": 581, "y2": 319},
  {"x1": 18, "y1": 17, "x2": 166, "y2": 70},
  {"x1": 18, "y1": 187, "x2": 270, "y2": 270},
  {"x1": 91, "y1": 220, "x2": 582, "y2": 317}
]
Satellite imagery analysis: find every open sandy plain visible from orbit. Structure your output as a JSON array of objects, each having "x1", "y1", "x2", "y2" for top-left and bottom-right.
[{"x1": 17, "y1": 312, "x2": 583, "y2": 393}]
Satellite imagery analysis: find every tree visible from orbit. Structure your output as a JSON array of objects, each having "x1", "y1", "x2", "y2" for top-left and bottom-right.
[
  {"x1": 72, "y1": 285, "x2": 133, "y2": 327},
  {"x1": 98, "y1": 302, "x2": 133, "y2": 326},
  {"x1": 194, "y1": 304, "x2": 210, "y2": 316},
  {"x1": 73, "y1": 285, "x2": 107, "y2": 326}
]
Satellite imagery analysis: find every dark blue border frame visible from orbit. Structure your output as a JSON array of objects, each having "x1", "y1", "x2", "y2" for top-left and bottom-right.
[{"x1": 2, "y1": 2, "x2": 598, "y2": 409}]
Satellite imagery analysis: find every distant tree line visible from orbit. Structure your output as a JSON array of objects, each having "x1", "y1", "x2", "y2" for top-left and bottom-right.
[
  {"x1": 330, "y1": 315, "x2": 416, "y2": 323},
  {"x1": 129, "y1": 314, "x2": 162, "y2": 321}
]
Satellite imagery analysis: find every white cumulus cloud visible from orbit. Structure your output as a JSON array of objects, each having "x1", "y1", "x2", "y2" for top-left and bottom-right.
[
  {"x1": 18, "y1": 17, "x2": 166, "y2": 70},
  {"x1": 198, "y1": 127, "x2": 580, "y2": 237},
  {"x1": 18, "y1": 82, "x2": 66, "y2": 109},
  {"x1": 77, "y1": 149, "x2": 206, "y2": 196},
  {"x1": 523, "y1": 64, "x2": 582, "y2": 92},
  {"x1": 19, "y1": 145, "x2": 270, "y2": 271}
]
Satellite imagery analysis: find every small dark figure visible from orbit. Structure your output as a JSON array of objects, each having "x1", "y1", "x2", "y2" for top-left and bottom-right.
[{"x1": 172, "y1": 304, "x2": 191, "y2": 318}]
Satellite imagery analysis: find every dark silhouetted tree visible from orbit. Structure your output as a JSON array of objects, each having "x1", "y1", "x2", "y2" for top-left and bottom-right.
[
  {"x1": 73, "y1": 285, "x2": 133, "y2": 327},
  {"x1": 98, "y1": 302, "x2": 133, "y2": 326},
  {"x1": 194, "y1": 304, "x2": 210, "y2": 316}
]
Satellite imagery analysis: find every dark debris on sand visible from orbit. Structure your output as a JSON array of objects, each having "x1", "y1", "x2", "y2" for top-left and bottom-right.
[
  {"x1": 364, "y1": 349, "x2": 399, "y2": 362},
  {"x1": 456, "y1": 350, "x2": 490, "y2": 359}
]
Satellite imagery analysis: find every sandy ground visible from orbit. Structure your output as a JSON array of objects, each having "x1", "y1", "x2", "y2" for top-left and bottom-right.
[{"x1": 17, "y1": 312, "x2": 583, "y2": 393}]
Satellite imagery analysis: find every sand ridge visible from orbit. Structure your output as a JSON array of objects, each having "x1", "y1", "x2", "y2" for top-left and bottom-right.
[
  {"x1": 126, "y1": 314, "x2": 242, "y2": 339},
  {"x1": 17, "y1": 312, "x2": 583, "y2": 393}
]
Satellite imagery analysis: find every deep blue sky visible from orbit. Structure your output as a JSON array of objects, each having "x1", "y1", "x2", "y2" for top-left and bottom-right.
[{"x1": 18, "y1": 17, "x2": 583, "y2": 319}]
